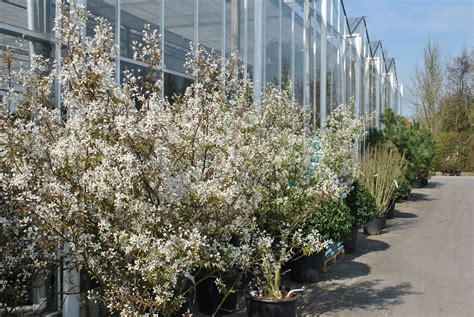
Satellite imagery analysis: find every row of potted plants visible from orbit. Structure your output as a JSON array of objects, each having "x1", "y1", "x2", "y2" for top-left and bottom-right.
[
  {"x1": 0, "y1": 3, "x2": 365, "y2": 317},
  {"x1": 0, "y1": 3, "x2": 417, "y2": 317}
]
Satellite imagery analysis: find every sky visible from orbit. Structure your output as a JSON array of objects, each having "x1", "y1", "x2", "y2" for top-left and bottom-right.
[{"x1": 343, "y1": 0, "x2": 474, "y2": 117}]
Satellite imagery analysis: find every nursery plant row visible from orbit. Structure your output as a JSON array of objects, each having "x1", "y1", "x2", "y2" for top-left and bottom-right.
[{"x1": 0, "y1": 3, "x2": 436, "y2": 317}]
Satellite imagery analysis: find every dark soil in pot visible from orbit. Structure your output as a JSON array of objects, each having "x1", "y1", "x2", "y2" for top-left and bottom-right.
[
  {"x1": 246, "y1": 295, "x2": 300, "y2": 317},
  {"x1": 343, "y1": 226, "x2": 359, "y2": 254},
  {"x1": 288, "y1": 252, "x2": 324, "y2": 284},
  {"x1": 364, "y1": 215, "x2": 385, "y2": 235},
  {"x1": 196, "y1": 274, "x2": 239, "y2": 315},
  {"x1": 386, "y1": 199, "x2": 395, "y2": 219}
]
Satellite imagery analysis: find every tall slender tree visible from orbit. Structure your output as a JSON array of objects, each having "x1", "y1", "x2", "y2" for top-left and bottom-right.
[{"x1": 409, "y1": 40, "x2": 445, "y2": 134}]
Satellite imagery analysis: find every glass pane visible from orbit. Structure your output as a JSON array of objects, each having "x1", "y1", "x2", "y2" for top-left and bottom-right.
[
  {"x1": 198, "y1": 0, "x2": 222, "y2": 54},
  {"x1": 294, "y1": 4, "x2": 304, "y2": 103},
  {"x1": 225, "y1": 0, "x2": 244, "y2": 59},
  {"x1": 164, "y1": 71, "x2": 193, "y2": 99},
  {"x1": 0, "y1": 0, "x2": 55, "y2": 34},
  {"x1": 281, "y1": 2, "x2": 292, "y2": 86},
  {"x1": 87, "y1": 0, "x2": 115, "y2": 37},
  {"x1": 164, "y1": 0, "x2": 194, "y2": 73},
  {"x1": 264, "y1": 0, "x2": 279, "y2": 86},
  {"x1": 246, "y1": 0, "x2": 255, "y2": 78},
  {"x1": 121, "y1": 0, "x2": 161, "y2": 59}
]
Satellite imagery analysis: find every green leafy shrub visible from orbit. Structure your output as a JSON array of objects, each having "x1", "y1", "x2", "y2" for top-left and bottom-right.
[
  {"x1": 376, "y1": 109, "x2": 437, "y2": 183},
  {"x1": 395, "y1": 176, "x2": 411, "y2": 201},
  {"x1": 435, "y1": 131, "x2": 473, "y2": 172},
  {"x1": 307, "y1": 200, "x2": 353, "y2": 242},
  {"x1": 366, "y1": 127, "x2": 385, "y2": 148},
  {"x1": 345, "y1": 181, "x2": 377, "y2": 228}
]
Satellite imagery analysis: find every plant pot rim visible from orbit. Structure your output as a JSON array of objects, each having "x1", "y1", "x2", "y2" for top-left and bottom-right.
[{"x1": 246, "y1": 294, "x2": 301, "y2": 303}]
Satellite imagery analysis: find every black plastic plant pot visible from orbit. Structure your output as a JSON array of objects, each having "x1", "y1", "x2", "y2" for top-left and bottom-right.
[
  {"x1": 381, "y1": 214, "x2": 387, "y2": 228},
  {"x1": 246, "y1": 295, "x2": 300, "y2": 317},
  {"x1": 288, "y1": 252, "x2": 324, "y2": 284},
  {"x1": 411, "y1": 180, "x2": 420, "y2": 189},
  {"x1": 386, "y1": 200, "x2": 396, "y2": 219},
  {"x1": 343, "y1": 226, "x2": 359, "y2": 254},
  {"x1": 364, "y1": 215, "x2": 385, "y2": 235},
  {"x1": 196, "y1": 275, "x2": 239, "y2": 315}
]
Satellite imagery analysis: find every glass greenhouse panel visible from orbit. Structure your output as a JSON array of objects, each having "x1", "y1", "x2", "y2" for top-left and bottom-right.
[
  {"x1": 281, "y1": 2, "x2": 292, "y2": 86},
  {"x1": 246, "y1": 0, "x2": 255, "y2": 78},
  {"x1": 87, "y1": 0, "x2": 115, "y2": 37},
  {"x1": 294, "y1": 4, "x2": 304, "y2": 103},
  {"x1": 164, "y1": 71, "x2": 193, "y2": 100},
  {"x1": 198, "y1": 0, "x2": 223, "y2": 54},
  {"x1": 265, "y1": 0, "x2": 279, "y2": 86},
  {"x1": 120, "y1": 0, "x2": 160, "y2": 59},
  {"x1": 0, "y1": 0, "x2": 55, "y2": 34},
  {"x1": 164, "y1": 0, "x2": 194, "y2": 73},
  {"x1": 225, "y1": 0, "x2": 244, "y2": 58}
]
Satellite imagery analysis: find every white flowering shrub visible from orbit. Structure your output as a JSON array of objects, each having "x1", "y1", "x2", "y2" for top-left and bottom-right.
[
  {"x1": 317, "y1": 102, "x2": 370, "y2": 193},
  {"x1": 238, "y1": 86, "x2": 347, "y2": 299},
  {"x1": 0, "y1": 0, "x2": 373, "y2": 312},
  {"x1": 1, "y1": 52, "x2": 61, "y2": 309}
]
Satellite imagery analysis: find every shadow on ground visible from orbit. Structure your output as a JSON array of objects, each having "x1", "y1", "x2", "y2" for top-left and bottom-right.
[
  {"x1": 353, "y1": 234, "x2": 390, "y2": 257},
  {"x1": 314, "y1": 233, "x2": 390, "y2": 283},
  {"x1": 301, "y1": 279, "x2": 418, "y2": 316},
  {"x1": 394, "y1": 210, "x2": 418, "y2": 218},
  {"x1": 409, "y1": 192, "x2": 435, "y2": 202},
  {"x1": 425, "y1": 181, "x2": 442, "y2": 189}
]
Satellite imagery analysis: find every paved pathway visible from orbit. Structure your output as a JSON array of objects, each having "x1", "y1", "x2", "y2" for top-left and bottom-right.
[{"x1": 301, "y1": 176, "x2": 474, "y2": 317}]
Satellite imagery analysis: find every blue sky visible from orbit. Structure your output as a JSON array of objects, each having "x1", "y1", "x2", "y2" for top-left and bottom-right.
[{"x1": 343, "y1": 0, "x2": 474, "y2": 116}]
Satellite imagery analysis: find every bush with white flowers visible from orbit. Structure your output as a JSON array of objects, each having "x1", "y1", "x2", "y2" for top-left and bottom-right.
[{"x1": 0, "y1": 0, "x2": 372, "y2": 314}]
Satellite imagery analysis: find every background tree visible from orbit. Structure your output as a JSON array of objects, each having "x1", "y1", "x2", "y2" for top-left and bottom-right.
[
  {"x1": 409, "y1": 40, "x2": 445, "y2": 134},
  {"x1": 437, "y1": 49, "x2": 473, "y2": 171}
]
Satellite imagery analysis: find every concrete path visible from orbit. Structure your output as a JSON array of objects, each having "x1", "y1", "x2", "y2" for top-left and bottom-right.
[{"x1": 301, "y1": 176, "x2": 474, "y2": 317}]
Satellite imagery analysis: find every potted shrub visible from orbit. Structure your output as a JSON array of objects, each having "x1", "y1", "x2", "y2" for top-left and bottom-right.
[
  {"x1": 359, "y1": 144, "x2": 405, "y2": 235},
  {"x1": 288, "y1": 199, "x2": 351, "y2": 283},
  {"x1": 243, "y1": 93, "x2": 348, "y2": 317},
  {"x1": 395, "y1": 176, "x2": 412, "y2": 202},
  {"x1": 344, "y1": 181, "x2": 376, "y2": 252}
]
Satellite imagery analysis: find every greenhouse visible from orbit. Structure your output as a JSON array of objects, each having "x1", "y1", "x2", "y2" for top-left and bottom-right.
[
  {"x1": 0, "y1": 0, "x2": 402, "y2": 127},
  {"x1": 6, "y1": 1, "x2": 461, "y2": 317}
]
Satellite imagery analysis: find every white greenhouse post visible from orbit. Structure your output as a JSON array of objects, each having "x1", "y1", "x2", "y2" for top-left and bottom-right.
[
  {"x1": 375, "y1": 57, "x2": 381, "y2": 128},
  {"x1": 303, "y1": 1, "x2": 310, "y2": 110},
  {"x1": 243, "y1": 0, "x2": 248, "y2": 79},
  {"x1": 115, "y1": 0, "x2": 120, "y2": 84},
  {"x1": 390, "y1": 72, "x2": 396, "y2": 112},
  {"x1": 354, "y1": 34, "x2": 361, "y2": 119},
  {"x1": 161, "y1": 0, "x2": 165, "y2": 100},
  {"x1": 312, "y1": 3, "x2": 317, "y2": 131},
  {"x1": 62, "y1": 243, "x2": 80, "y2": 317},
  {"x1": 341, "y1": 22, "x2": 347, "y2": 106},
  {"x1": 320, "y1": 0, "x2": 327, "y2": 129},
  {"x1": 398, "y1": 84, "x2": 404, "y2": 115},
  {"x1": 278, "y1": 0, "x2": 282, "y2": 87},
  {"x1": 363, "y1": 39, "x2": 370, "y2": 119},
  {"x1": 253, "y1": 0, "x2": 263, "y2": 105},
  {"x1": 291, "y1": 3, "x2": 295, "y2": 96},
  {"x1": 354, "y1": 34, "x2": 361, "y2": 158},
  {"x1": 26, "y1": 0, "x2": 35, "y2": 60}
]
